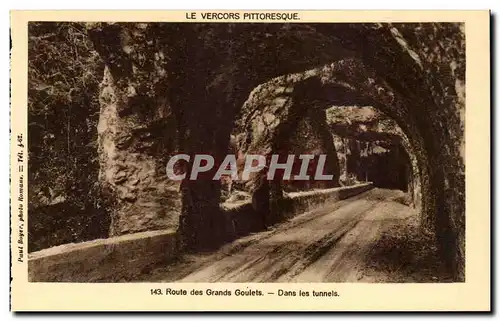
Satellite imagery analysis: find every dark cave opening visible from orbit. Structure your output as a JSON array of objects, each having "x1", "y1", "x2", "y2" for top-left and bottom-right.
[{"x1": 347, "y1": 142, "x2": 411, "y2": 192}]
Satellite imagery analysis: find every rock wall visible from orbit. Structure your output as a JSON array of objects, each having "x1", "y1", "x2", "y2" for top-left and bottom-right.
[
  {"x1": 317, "y1": 23, "x2": 465, "y2": 279},
  {"x1": 234, "y1": 52, "x2": 461, "y2": 278},
  {"x1": 326, "y1": 106, "x2": 420, "y2": 208},
  {"x1": 87, "y1": 23, "x2": 465, "y2": 279},
  {"x1": 88, "y1": 25, "x2": 181, "y2": 236}
]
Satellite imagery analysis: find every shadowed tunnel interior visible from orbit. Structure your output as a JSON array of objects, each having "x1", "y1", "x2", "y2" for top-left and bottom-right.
[
  {"x1": 28, "y1": 22, "x2": 465, "y2": 282},
  {"x1": 358, "y1": 143, "x2": 411, "y2": 191},
  {"x1": 86, "y1": 22, "x2": 464, "y2": 281}
]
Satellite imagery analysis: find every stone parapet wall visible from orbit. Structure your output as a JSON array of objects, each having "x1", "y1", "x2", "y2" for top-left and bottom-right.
[
  {"x1": 223, "y1": 183, "x2": 374, "y2": 239},
  {"x1": 28, "y1": 183, "x2": 373, "y2": 282},
  {"x1": 28, "y1": 229, "x2": 178, "y2": 282}
]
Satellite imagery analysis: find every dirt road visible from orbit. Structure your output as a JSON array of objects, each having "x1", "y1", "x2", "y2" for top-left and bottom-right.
[{"x1": 143, "y1": 188, "x2": 441, "y2": 283}]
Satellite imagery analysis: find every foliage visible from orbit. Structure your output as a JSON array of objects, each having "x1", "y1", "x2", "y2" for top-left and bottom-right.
[{"x1": 27, "y1": 22, "x2": 108, "y2": 251}]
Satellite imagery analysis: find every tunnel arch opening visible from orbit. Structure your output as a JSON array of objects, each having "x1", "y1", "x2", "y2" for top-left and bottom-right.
[
  {"x1": 233, "y1": 59, "x2": 425, "y2": 216},
  {"x1": 88, "y1": 22, "x2": 464, "y2": 280}
]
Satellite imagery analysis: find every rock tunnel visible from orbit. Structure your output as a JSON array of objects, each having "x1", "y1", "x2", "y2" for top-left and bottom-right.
[{"x1": 87, "y1": 22, "x2": 465, "y2": 281}]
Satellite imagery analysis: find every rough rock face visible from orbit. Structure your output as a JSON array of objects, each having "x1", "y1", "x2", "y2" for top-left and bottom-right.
[
  {"x1": 287, "y1": 108, "x2": 340, "y2": 190},
  {"x1": 230, "y1": 104, "x2": 342, "y2": 226},
  {"x1": 88, "y1": 24, "x2": 181, "y2": 236},
  {"x1": 318, "y1": 23, "x2": 465, "y2": 279},
  {"x1": 400, "y1": 24, "x2": 465, "y2": 279},
  {"x1": 234, "y1": 104, "x2": 341, "y2": 191},
  {"x1": 236, "y1": 62, "x2": 428, "y2": 215},
  {"x1": 88, "y1": 23, "x2": 465, "y2": 279},
  {"x1": 233, "y1": 32, "x2": 464, "y2": 277},
  {"x1": 326, "y1": 106, "x2": 421, "y2": 208}
]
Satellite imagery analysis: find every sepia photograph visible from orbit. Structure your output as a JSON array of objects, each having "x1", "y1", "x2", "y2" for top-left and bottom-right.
[
  {"x1": 25, "y1": 21, "x2": 466, "y2": 283},
  {"x1": 10, "y1": 10, "x2": 490, "y2": 311}
]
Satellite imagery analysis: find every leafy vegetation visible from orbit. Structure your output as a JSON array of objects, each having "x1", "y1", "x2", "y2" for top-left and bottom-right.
[{"x1": 28, "y1": 22, "x2": 109, "y2": 251}]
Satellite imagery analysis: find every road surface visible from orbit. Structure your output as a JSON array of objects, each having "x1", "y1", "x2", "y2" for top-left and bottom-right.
[{"x1": 144, "y1": 188, "x2": 421, "y2": 283}]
